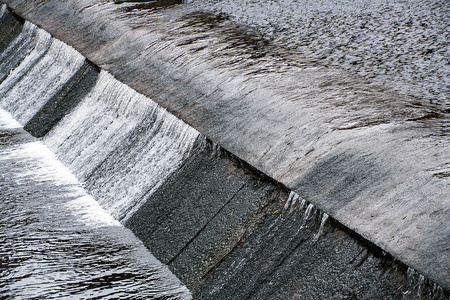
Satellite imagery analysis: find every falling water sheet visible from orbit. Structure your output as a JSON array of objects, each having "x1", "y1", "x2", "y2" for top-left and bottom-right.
[{"x1": 0, "y1": 107, "x2": 192, "y2": 299}]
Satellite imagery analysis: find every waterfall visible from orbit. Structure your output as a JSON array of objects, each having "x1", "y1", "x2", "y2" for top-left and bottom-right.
[
  {"x1": 0, "y1": 22, "x2": 85, "y2": 124},
  {"x1": 0, "y1": 108, "x2": 191, "y2": 299},
  {"x1": 0, "y1": 19, "x2": 202, "y2": 223},
  {"x1": 44, "y1": 70, "x2": 202, "y2": 221},
  {"x1": 0, "y1": 17, "x2": 194, "y2": 297}
]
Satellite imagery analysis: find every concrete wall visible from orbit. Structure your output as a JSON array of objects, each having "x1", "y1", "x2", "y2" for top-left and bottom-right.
[{"x1": 0, "y1": 1, "x2": 448, "y2": 297}]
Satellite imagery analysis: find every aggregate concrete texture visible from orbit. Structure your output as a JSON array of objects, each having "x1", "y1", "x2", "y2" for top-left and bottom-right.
[
  {"x1": 127, "y1": 146, "x2": 444, "y2": 299},
  {"x1": 1, "y1": 0, "x2": 449, "y2": 290}
]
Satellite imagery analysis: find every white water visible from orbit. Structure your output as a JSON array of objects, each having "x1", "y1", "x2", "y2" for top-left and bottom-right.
[
  {"x1": 313, "y1": 213, "x2": 329, "y2": 242},
  {"x1": 0, "y1": 16, "x2": 195, "y2": 295},
  {"x1": 0, "y1": 108, "x2": 21, "y2": 129},
  {"x1": 0, "y1": 17, "x2": 200, "y2": 296},
  {"x1": 284, "y1": 191, "x2": 329, "y2": 238},
  {"x1": 0, "y1": 3, "x2": 6, "y2": 18},
  {"x1": 284, "y1": 191, "x2": 310, "y2": 217},
  {"x1": 0, "y1": 22, "x2": 42, "y2": 79},
  {"x1": 0, "y1": 109, "x2": 118, "y2": 228},
  {"x1": 0, "y1": 108, "x2": 191, "y2": 299},
  {"x1": 1, "y1": 140, "x2": 120, "y2": 229},
  {"x1": 1, "y1": 19, "x2": 202, "y2": 223},
  {"x1": 0, "y1": 22, "x2": 85, "y2": 124},
  {"x1": 44, "y1": 70, "x2": 201, "y2": 221}
]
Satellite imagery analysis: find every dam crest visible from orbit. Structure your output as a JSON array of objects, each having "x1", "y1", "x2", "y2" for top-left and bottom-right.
[{"x1": 0, "y1": 1, "x2": 449, "y2": 298}]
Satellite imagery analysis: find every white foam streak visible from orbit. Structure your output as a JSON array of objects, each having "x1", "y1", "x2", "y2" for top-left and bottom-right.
[
  {"x1": 301, "y1": 203, "x2": 315, "y2": 225},
  {"x1": 0, "y1": 141, "x2": 79, "y2": 185},
  {"x1": 313, "y1": 213, "x2": 329, "y2": 242},
  {"x1": 0, "y1": 23, "x2": 85, "y2": 124},
  {"x1": 45, "y1": 70, "x2": 201, "y2": 221},
  {"x1": 44, "y1": 71, "x2": 148, "y2": 179},
  {"x1": 284, "y1": 191, "x2": 302, "y2": 213},
  {"x1": 0, "y1": 4, "x2": 6, "y2": 19},
  {"x1": 0, "y1": 109, "x2": 21, "y2": 129},
  {"x1": 66, "y1": 196, "x2": 120, "y2": 228}
]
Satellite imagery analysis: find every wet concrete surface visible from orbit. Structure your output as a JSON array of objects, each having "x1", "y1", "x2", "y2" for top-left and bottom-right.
[
  {"x1": 1, "y1": 0, "x2": 449, "y2": 294},
  {"x1": 194, "y1": 208, "x2": 412, "y2": 299},
  {"x1": 128, "y1": 145, "x2": 447, "y2": 299},
  {"x1": 24, "y1": 62, "x2": 99, "y2": 137},
  {"x1": 127, "y1": 146, "x2": 282, "y2": 289}
]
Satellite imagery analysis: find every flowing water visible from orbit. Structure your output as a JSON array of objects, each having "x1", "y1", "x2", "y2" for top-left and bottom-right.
[
  {"x1": 0, "y1": 14, "x2": 203, "y2": 222},
  {"x1": 0, "y1": 22, "x2": 85, "y2": 124},
  {"x1": 0, "y1": 108, "x2": 191, "y2": 299},
  {"x1": 1, "y1": 2, "x2": 448, "y2": 297},
  {"x1": 0, "y1": 7, "x2": 196, "y2": 298},
  {"x1": 43, "y1": 70, "x2": 202, "y2": 222}
]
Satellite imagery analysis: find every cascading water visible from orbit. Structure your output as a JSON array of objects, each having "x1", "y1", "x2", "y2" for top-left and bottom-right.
[
  {"x1": 0, "y1": 22, "x2": 85, "y2": 124},
  {"x1": 0, "y1": 22, "x2": 47, "y2": 83},
  {"x1": 0, "y1": 9, "x2": 196, "y2": 298},
  {"x1": 0, "y1": 108, "x2": 191, "y2": 299},
  {"x1": 284, "y1": 191, "x2": 330, "y2": 239},
  {"x1": 43, "y1": 70, "x2": 202, "y2": 222},
  {"x1": 0, "y1": 16, "x2": 202, "y2": 223}
]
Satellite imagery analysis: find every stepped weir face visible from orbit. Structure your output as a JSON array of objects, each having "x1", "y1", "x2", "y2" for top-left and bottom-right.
[{"x1": 0, "y1": 1, "x2": 449, "y2": 299}]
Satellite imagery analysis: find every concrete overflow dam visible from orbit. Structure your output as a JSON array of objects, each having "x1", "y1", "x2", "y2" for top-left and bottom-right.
[{"x1": 0, "y1": 0, "x2": 449, "y2": 299}]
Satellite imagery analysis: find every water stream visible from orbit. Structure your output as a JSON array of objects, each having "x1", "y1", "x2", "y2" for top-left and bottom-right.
[
  {"x1": 1, "y1": 2, "x2": 448, "y2": 297},
  {"x1": 0, "y1": 108, "x2": 191, "y2": 299},
  {"x1": 0, "y1": 7, "x2": 196, "y2": 298}
]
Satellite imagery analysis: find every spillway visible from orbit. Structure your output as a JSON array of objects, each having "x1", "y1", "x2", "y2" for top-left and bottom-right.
[
  {"x1": 0, "y1": 1, "x2": 448, "y2": 299},
  {"x1": 0, "y1": 108, "x2": 191, "y2": 299}
]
